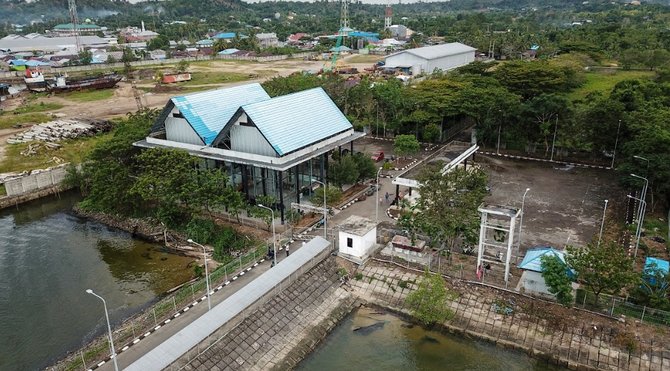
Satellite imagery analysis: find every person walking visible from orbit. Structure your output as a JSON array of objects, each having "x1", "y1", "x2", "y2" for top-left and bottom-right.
[
  {"x1": 285, "y1": 245, "x2": 290, "y2": 257},
  {"x1": 385, "y1": 191, "x2": 389, "y2": 202}
]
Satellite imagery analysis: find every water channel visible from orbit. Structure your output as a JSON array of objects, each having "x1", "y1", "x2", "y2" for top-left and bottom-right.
[
  {"x1": 298, "y1": 307, "x2": 566, "y2": 371},
  {"x1": 0, "y1": 192, "x2": 195, "y2": 370}
]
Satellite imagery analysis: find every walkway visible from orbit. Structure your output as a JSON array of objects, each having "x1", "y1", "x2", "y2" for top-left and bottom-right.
[{"x1": 111, "y1": 237, "x2": 329, "y2": 371}]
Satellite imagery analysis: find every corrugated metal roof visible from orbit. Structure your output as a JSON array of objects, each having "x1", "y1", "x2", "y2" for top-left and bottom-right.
[
  {"x1": 393, "y1": 42, "x2": 475, "y2": 60},
  {"x1": 518, "y1": 247, "x2": 566, "y2": 273},
  {"x1": 241, "y1": 87, "x2": 352, "y2": 156},
  {"x1": 171, "y1": 83, "x2": 270, "y2": 145}
]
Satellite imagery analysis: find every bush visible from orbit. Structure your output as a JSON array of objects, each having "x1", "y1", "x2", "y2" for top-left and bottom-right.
[
  {"x1": 186, "y1": 218, "x2": 216, "y2": 245},
  {"x1": 354, "y1": 272, "x2": 363, "y2": 281},
  {"x1": 310, "y1": 186, "x2": 343, "y2": 207}
]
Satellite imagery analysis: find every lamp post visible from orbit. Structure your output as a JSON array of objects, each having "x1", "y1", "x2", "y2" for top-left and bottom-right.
[
  {"x1": 187, "y1": 239, "x2": 211, "y2": 311},
  {"x1": 598, "y1": 199, "x2": 608, "y2": 247},
  {"x1": 631, "y1": 172, "x2": 648, "y2": 224},
  {"x1": 518, "y1": 188, "x2": 530, "y2": 249},
  {"x1": 258, "y1": 204, "x2": 277, "y2": 266},
  {"x1": 85, "y1": 289, "x2": 119, "y2": 371},
  {"x1": 375, "y1": 167, "x2": 383, "y2": 222},
  {"x1": 313, "y1": 180, "x2": 327, "y2": 239},
  {"x1": 627, "y1": 195, "x2": 647, "y2": 258}
]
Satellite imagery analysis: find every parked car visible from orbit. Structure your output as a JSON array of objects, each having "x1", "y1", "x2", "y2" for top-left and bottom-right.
[{"x1": 371, "y1": 151, "x2": 384, "y2": 162}]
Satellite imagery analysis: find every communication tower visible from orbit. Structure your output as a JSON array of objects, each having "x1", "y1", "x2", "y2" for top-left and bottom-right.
[
  {"x1": 67, "y1": 0, "x2": 82, "y2": 53},
  {"x1": 384, "y1": 1, "x2": 392, "y2": 29}
]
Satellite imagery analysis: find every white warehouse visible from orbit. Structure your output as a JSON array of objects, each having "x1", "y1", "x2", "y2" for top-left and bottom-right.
[{"x1": 384, "y1": 42, "x2": 476, "y2": 75}]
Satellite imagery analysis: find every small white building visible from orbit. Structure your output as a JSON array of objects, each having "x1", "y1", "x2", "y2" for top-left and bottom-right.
[
  {"x1": 516, "y1": 247, "x2": 577, "y2": 298},
  {"x1": 384, "y1": 42, "x2": 475, "y2": 75},
  {"x1": 256, "y1": 33, "x2": 278, "y2": 48},
  {"x1": 337, "y1": 216, "x2": 378, "y2": 263}
]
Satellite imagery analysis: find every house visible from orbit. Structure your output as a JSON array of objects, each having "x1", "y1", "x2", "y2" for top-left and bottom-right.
[
  {"x1": 517, "y1": 247, "x2": 576, "y2": 297},
  {"x1": 135, "y1": 83, "x2": 365, "y2": 223},
  {"x1": 337, "y1": 216, "x2": 378, "y2": 263},
  {"x1": 256, "y1": 33, "x2": 279, "y2": 48},
  {"x1": 387, "y1": 25, "x2": 414, "y2": 40},
  {"x1": 287, "y1": 33, "x2": 308, "y2": 45},
  {"x1": 120, "y1": 23, "x2": 159, "y2": 42},
  {"x1": 384, "y1": 42, "x2": 475, "y2": 75}
]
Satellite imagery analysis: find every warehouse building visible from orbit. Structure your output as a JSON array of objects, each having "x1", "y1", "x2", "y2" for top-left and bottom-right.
[
  {"x1": 135, "y1": 83, "x2": 365, "y2": 222},
  {"x1": 384, "y1": 42, "x2": 476, "y2": 75}
]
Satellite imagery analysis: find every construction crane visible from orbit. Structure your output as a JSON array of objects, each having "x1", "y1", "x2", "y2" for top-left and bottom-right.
[{"x1": 67, "y1": 0, "x2": 82, "y2": 53}]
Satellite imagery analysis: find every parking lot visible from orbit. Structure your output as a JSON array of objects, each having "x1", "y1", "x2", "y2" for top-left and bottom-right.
[{"x1": 480, "y1": 155, "x2": 624, "y2": 252}]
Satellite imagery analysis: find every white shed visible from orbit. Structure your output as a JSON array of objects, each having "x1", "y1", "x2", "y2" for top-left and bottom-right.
[
  {"x1": 384, "y1": 42, "x2": 475, "y2": 75},
  {"x1": 337, "y1": 216, "x2": 378, "y2": 263},
  {"x1": 516, "y1": 247, "x2": 577, "y2": 298}
]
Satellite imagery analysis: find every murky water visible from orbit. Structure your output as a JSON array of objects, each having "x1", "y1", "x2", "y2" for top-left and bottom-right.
[
  {"x1": 298, "y1": 307, "x2": 565, "y2": 371},
  {"x1": 0, "y1": 192, "x2": 195, "y2": 370}
]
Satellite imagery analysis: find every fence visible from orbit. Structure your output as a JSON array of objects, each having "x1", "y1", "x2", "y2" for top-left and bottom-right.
[
  {"x1": 2, "y1": 164, "x2": 68, "y2": 197},
  {"x1": 60, "y1": 243, "x2": 268, "y2": 371},
  {"x1": 0, "y1": 52, "x2": 317, "y2": 78},
  {"x1": 575, "y1": 289, "x2": 670, "y2": 327}
]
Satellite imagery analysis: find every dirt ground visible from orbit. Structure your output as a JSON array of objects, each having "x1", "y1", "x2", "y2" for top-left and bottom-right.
[{"x1": 479, "y1": 154, "x2": 624, "y2": 251}]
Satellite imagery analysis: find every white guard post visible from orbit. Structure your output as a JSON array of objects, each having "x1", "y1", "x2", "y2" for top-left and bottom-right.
[{"x1": 476, "y1": 204, "x2": 520, "y2": 283}]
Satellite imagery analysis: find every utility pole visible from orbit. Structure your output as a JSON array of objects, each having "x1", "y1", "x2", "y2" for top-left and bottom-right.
[{"x1": 68, "y1": 0, "x2": 82, "y2": 53}]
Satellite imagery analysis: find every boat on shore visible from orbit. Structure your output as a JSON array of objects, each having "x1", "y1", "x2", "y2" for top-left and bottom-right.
[
  {"x1": 51, "y1": 73, "x2": 122, "y2": 93},
  {"x1": 24, "y1": 68, "x2": 48, "y2": 92},
  {"x1": 22, "y1": 69, "x2": 122, "y2": 93}
]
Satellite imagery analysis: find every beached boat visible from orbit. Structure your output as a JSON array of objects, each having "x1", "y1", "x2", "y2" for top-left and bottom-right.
[
  {"x1": 24, "y1": 68, "x2": 48, "y2": 92},
  {"x1": 50, "y1": 73, "x2": 122, "y2": 93}
]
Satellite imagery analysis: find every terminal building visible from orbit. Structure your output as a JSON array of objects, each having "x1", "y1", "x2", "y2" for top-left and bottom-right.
[{"x1": 135, "y1": 83, "x2": 365, "y2": 223}]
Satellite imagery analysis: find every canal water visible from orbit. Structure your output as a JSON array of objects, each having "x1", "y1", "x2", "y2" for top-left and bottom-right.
[
  {"x1": 0, "y1": 192, "x2": 195, "y2": 370},
  {"x1": 298, "y1": 307, "x2": 565, "y2": 371}
]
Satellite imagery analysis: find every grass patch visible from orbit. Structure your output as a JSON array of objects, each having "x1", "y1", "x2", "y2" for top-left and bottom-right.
[
  {"x1": 179, "y1": 71, "x2": 251, "y2": 86},
  {"x1": 346, "y1": 54, "x2": 383, "y2": 64},
  {"x1": 12, "y1": 102, "x2": 64, "y2": 114},
  {"x1": 0, "y1": 132, "x2": 113, "y2": 173},
  {"x1": 0, "y1": 184, "x2": 6, "y2": 197},
  {"x1": 0, "y1": 112, "x2": 52, "y2": 130},
  {"x1": 61, "y1": 89, "x2": 115, "y2": 102},
  {"x1": 568, "y1": 69, "x2": 655, "y2": 101}
]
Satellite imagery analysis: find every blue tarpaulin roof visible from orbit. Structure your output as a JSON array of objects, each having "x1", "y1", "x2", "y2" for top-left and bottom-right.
[
  {"x1": 349, "y1": 31, "x2": 379, "y2": 38},
  {"x1": 217, "y1": 48, "x2": 239, "y2": 55},
  {"x1": 330, "y1": 45, "x2": 351, "y2": 52},
  {"x1": 238, "y1": 87, "x2": 353, "y2": 156},
  {"x1": 171, "y1": 83, "x2": 271, "y2": 145},
  {"x1": 645, "y1": 257, "x2": 669, "y2": 274},
  {"x1": 518, "y1": 247, "x2": 566, "y2": 273}
]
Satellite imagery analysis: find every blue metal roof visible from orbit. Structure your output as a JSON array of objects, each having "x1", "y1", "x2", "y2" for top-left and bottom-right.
[
  {"x1": 171, "y1": 83, "x2": 270, "y2": 145},
  {"x1": 213, "y1": 32, "x2": 236, "y2": 39},
  {"x1": 241, "y1": 87, "x2": 352, "y2": 156},
  {"x1": 518, "y1": 247, "x2": 566, "y2": 273}
]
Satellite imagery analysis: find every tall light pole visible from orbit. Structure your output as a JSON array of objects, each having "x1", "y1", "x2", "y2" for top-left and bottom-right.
[
  {"x1": 187, "y1": 239, "x2": 211, "y2": 311},
  {"x1": 313, "y1": 180, "x2": 327, "y2": 239},
  {"x1": 518, "y1": 188, "x2": 530, "y2": 250},
  {"x1": 85, "y1": 289, "x2": 119, "y2": 371},
  {"x1": 550, "y1": 114, "x2": 558, "y2": 162},
  {"x1": 375, "y1": 167, "x2": 382, "y2": 222},
  {"x1": 258, "y1": 204, "x2": 277, "y2": 266},
  {"x1": 627, "y1": 195, "x2": 647, "y2": 258},
  {"x1": 631, "y1": 173, "x2": 648, "y2": 225},
  {"x1": 598, "y1": 199, "x2": 608, "y2": 247},
  {"x1": 610, "y1": 120, "x2": 622, "y2": 169}
]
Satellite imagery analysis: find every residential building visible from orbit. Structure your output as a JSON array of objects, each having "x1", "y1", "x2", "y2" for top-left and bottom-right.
[
  {"x1": 256, "y1": 33, "x2": 279, "y2": 48},
  {"x1": 135, "y1": 83, "x2": 365, "y2": 223},
  {"x1": 384, "y1": 42, "x2": 475, "y2": 75}
]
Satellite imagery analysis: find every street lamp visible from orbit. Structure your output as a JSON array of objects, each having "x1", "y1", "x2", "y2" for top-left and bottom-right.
[
  {"x1": 258, "y1": 204, "x2": 277, "y2": 266},
  {"x1": 610, "y1": 120, "x2": 622, "y2": 169},
  {"x1": 375, "y1": 167, "x2": 383, "y2": 222},
  {"x1": 187, "y1": 239, "x2": 211, "y2": 311},
  {"x1": 518, "y1": 188, "x2": 530, "y2": 250},
  {"x1": 85, "y1": 289, "x2": 119, "y2": 371},
  {"x1": 313, "y1": 180, "x2": 327, "y2": 239},
  {"x1": 627, "y1": 195, "x2": 647, "y2": 258},
  {"x1": 550, "y1": 114, "x2": 558, "y2": 162},
  {"x1": 598, "y1": 199, "x2": 608, "y2": 247},
  {"x1": 630, "y1": 173, "x2": 648, "y2": 225}
]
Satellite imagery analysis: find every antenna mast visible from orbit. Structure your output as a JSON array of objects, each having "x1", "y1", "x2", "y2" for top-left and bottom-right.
[
  {"x1": 68, "y1": 0, "x2": 82, "y2": 53},
  {"x1": 340, "y1": 0, "x2": 349, "y2": 30}
]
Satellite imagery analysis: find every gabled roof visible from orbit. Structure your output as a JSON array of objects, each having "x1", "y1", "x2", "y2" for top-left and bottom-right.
[
  {"x1": 170, "y1": 83, "x2": 271, "y2": 145},
  {"x1": 390, "y1": 42, "x2": 475, "y2": 60},
  {"x1": 518, "y1": 247, "x2": 566, "y2": 273},
  {"x1": 229, "y1": 87, "x2": 352, "y2": 156}
]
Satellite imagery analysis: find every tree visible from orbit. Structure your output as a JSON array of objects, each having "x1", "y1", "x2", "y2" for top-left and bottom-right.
[
  {"x1": 176, "y1": 59, "x2": 190, "y2": 73},
  {"x1": 147, "y1": 34, "x2": 170, "y2": 51},
  {"x1": 78, "y1": 49, "x2": 92, "y2": 65},
  {"x1": 329, "y1": 154, "x2": 359, "y2": 187},
  {"x1": 422, "y1": 123, "x2": 440, "y2": 143},
  {"x1": 402, "y1": 166, "x2": 488, "y2": 260},
  {"x1": 540, "y1": 254, "x2": 574, "y2": 306},
  {"x1": 405, "y1": 270, "x2": 457, "y2": 326},
  {"x1": 566, "y1": 241, "x2": 638, "y2": 305},
  {"x1": 351, "y1": 152, "x2": 376, "y2": 181},
  {"x1": 394, "y1": 134, "x2": 420, "y2": 158}
]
